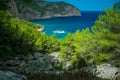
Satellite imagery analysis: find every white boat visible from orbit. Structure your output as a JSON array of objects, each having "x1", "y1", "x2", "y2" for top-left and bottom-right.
[{"x1": 53, "y1": 30, "x2": 66, "y2": 33}]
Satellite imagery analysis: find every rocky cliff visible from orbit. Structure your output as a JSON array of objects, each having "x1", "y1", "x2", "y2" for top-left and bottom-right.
[{"x1": 8, "y1": 0, "x2": 81, "y2": 20}]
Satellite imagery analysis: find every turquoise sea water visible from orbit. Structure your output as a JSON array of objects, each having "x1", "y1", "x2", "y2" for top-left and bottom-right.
[{"x1": 30, "y1": 11, "x2": 103, "y2": 39}]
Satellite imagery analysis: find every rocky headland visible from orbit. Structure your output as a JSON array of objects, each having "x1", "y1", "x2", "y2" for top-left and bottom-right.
[{"x1": 8, "y1": 0, "x2": 81, "y2": 20}]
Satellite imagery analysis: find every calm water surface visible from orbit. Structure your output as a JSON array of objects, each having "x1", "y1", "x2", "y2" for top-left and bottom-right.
[{"x1": 30, "y1": 11, "x2": 103, "y2": 39}]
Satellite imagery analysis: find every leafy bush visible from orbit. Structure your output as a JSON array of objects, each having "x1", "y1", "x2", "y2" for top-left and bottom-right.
[
  {"x1": 58, "y1": 3, "x2": 120, "y2": 69},
  {"x1": 0, "y1": 10, "x2": 60, "y2": 58}
]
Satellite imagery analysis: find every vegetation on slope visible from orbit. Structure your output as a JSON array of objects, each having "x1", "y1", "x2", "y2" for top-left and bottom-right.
[
  {"x1": 0, "y1": 1, "x2": 120, "y2": 80},
  {"x1": 57, "y1": 2, "x2": 120, "y2": 69},
  {"x1": 0, "y1": 0, "x2": 120, "y2": 70},
  {"x1": 0, "y1": 10, "x2": 60, "y2": 58}
]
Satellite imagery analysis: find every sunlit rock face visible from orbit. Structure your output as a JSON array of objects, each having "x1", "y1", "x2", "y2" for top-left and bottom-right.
[{"x1": 82, "y1": 63, "x2": 119, "y2": 80}]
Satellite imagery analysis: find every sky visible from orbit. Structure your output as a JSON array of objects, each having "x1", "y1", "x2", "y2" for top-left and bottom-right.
[{"x1": 46, "y1": 0, "x2": 120, "y2": 11}]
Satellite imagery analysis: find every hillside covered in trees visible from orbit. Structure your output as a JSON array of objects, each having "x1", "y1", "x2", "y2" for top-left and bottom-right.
[
  {"x1": 8, "y1": 0, "x2": 80, "y2": 20},
  {"x1": 0, "y1": 0, "x2": 120, "y2": 80}
]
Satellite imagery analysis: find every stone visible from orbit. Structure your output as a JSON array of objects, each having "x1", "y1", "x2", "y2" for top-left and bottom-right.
[
  {"x1": 95, "y1": 64, "x2": 119, "y2": 79},
  {"x1": 115, "y1": 73, "x2": 120, "y2": 80},
  {"x1": 0, "y1": 53, "x2": 57, "y2": 74},
  {"x1": 82, "y1": 63, "x2": 119, "y2": 80},
  {"x1": 0, "y1": 70, "x2": 28, "y2": 80}
]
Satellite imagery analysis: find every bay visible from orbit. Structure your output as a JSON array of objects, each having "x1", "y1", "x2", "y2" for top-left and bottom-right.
[{"x1": 30, "y1": 11, "x2": 103, "y2": 39}]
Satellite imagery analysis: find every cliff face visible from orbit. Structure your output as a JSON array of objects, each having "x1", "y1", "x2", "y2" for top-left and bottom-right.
[
  {"x1": 9, "y1": 0, "x2": 81, "y2": 20},
  {"x1": 8, "y1": 0, "x2": 19, "y2": 17}
]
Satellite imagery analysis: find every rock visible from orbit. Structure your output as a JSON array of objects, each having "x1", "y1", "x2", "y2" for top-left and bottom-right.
[
  {"x1": 5, "y1": 60, "x2": 20, "y2": 67},
  {"x1": 115, "y1": 73, "x2": 120, "y2": 80},
  {"x1": 0, "y1": 70, "x2": 27, "y2": 80},
  {"x1": 0, "y1": 53, "x2": 57, "y2": 74},
  {"x1": 8, "y1": 0, "x2": 81, "y2": 20},
  {"x1": 37, "y1": 28, "x2": 44, "y2": 32},
  {"x1": 96, "y1": 64, "x2": 119, "y2": 80},
  {"x1": 82, "y1": 63, "x2": 119, "y2": 80},
  {"x1": 8, "y1": 0, "x2": 19, "y2": 17}
]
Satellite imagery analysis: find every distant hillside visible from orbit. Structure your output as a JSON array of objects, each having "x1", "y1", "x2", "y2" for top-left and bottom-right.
[{"x1": 8, "y1": 0, "x2": 81, "y2": 20}]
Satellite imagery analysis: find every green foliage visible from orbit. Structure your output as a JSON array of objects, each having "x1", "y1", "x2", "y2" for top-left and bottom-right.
[
  {"x1": 59, "y1": 27, "x2": 119, "y2": 69},
  {"x1": 0, "y1": 1, "x2": 120, "y2": 71},
  {"x1": 0, "y1": 45, "x2": 14, "y2": 57},
  {"x1": 58, "y1": 5, "x2": 120, "y2": 69},
  {"x1": 94, "y1": 8, "x2": 120, "y2": 33},
  {"x1": 47, "y1": 36, "x2": 61, "y2": 53},
  {"x1": 113, "y1": 60, "x2": 120, "y2": 67},
  {"x1": 0, "y1": 10, "x2": 60, "y2": 58},
  {"x1": 91, "y1": 4, "x2": 120, "y2": 66},
  {"x1": 0, "y1": 0, "x2": 10, "y2": 10},
  {"x1": 0, "y1": 10, "x2": 14, "y2": 57},
  {"x1": 94, "y1": 53, "x2": 111, "y2": 65},
  {"x1": 113, "y1": 2, "x2": 120, "y2": 10}
]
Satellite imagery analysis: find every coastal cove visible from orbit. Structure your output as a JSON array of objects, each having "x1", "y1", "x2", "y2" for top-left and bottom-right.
[
  {"x1": 0, "y1": 0, "x2": 120, "y2": 80},
  {"x1": 30, "y1": 11, "x2": 103, "y2": 39}
]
